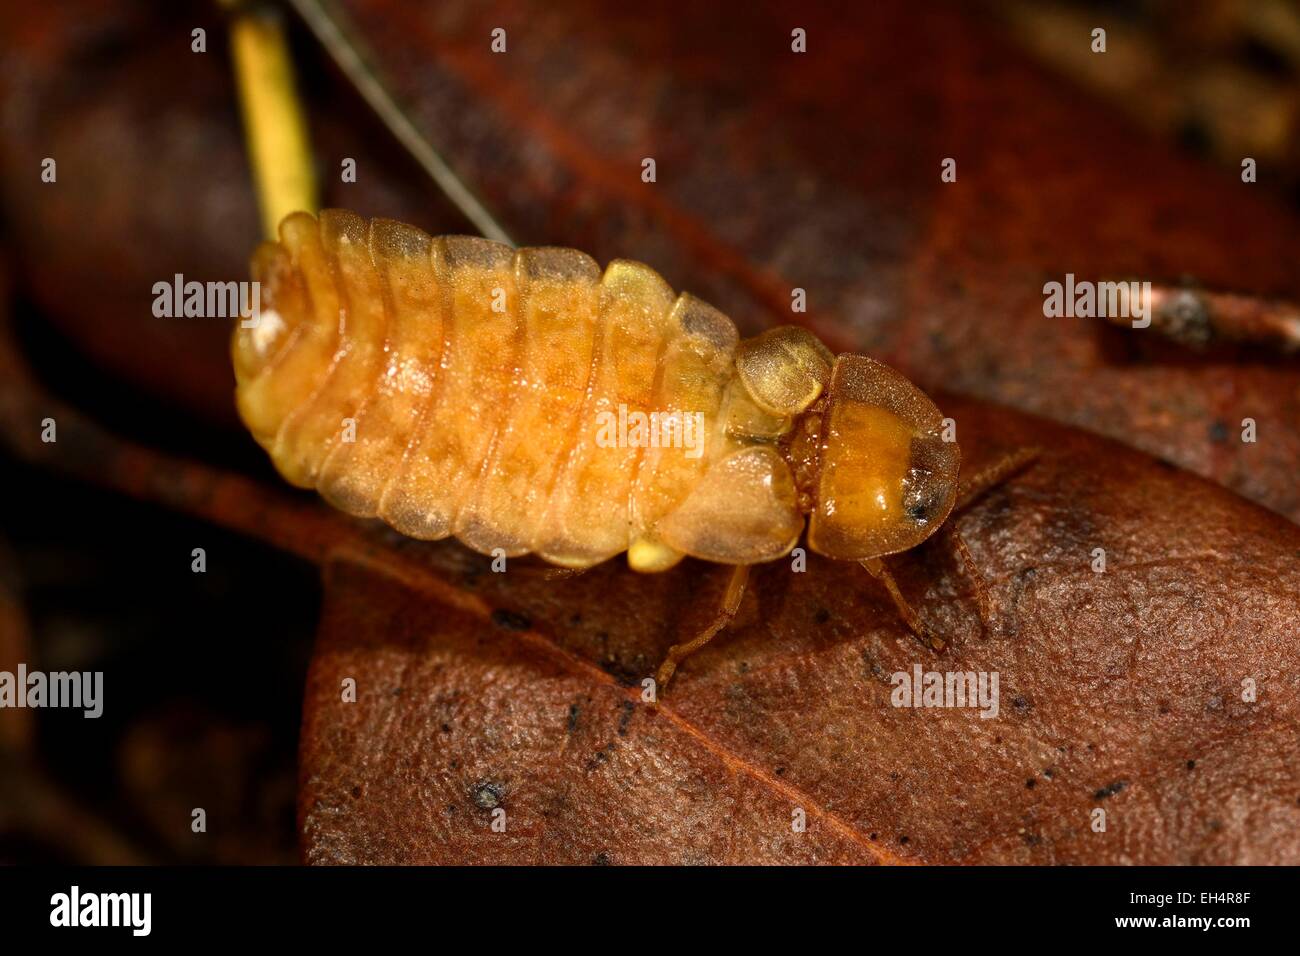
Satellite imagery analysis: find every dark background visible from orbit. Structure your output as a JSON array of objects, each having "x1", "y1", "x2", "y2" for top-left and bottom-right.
[{"x1": 2, "y1": 0, "x2": 1299, "y2": 864}]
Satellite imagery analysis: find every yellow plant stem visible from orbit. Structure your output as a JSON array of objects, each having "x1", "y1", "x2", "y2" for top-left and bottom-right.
[{"x1": 228, "y1": 1, "x2": 318, "y2": 238}]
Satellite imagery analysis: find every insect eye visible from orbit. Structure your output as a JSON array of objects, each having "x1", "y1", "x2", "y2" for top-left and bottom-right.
[{"x1": 902, "y1": 470, "x2": 940, "y2": 525}]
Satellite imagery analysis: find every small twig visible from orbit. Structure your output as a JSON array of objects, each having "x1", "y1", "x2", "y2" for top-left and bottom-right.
[
  {"x1": 1104, "y1": 282, "x2": 1300, "y2": 354},
  {"x1": 0, "y1": 752, "x2": 155, "y2": 865},
  {"x1": 226, "y1": 0, "x2": 320, "y2": 237},
  {"x1": 285, "y1": 0, "x2": 515, "y2": 245}
]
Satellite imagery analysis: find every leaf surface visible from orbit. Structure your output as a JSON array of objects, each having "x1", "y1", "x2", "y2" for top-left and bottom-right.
[{"x1": 298, "y1": 397, "x2": 1300, "y2": 864}]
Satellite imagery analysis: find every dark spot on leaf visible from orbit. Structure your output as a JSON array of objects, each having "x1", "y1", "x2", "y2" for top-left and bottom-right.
[
  {"x1": 617, "y1": 699, "x2": 634, "y2": 736},
  {"x1": 593, "y1": 852, "x2": 611, "y2": 866},
  {"x1": 585, "y1": 742, "x2": 615, "y2": 771},
  {"x1": 1093, "y1": 780, "x2": 1127, "y2": 800},
  {"x1": 1175, "y1": 116, "x2": 1212, "y2": 158},
  {"x1": 599, "y1": 656, "x2": 642, "y2": 687},
  {"x1": 862, "y1": 651, "x2": 889, "y2": 683},
  {"x1": 472, "y1": 781, "x2": 504, "y2": 809},
  {"x1": 491, "y1": 609, "x2": 532, "y2": 631}
]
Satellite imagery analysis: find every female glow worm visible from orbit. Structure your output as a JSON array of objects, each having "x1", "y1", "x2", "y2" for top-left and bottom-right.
[{"x1": 233, "y1": 209, "x2": 1030, "y2": 689}]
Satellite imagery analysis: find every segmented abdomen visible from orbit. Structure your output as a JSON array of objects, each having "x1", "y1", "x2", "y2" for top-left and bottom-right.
[{"x1": 232, "y1": 210, "x2": 802, "y2": 569}]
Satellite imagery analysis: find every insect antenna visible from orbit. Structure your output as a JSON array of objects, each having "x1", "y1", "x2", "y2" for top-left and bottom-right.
[{"x1": 953, "y1": 446, "x2": 1040, "y2": 515}]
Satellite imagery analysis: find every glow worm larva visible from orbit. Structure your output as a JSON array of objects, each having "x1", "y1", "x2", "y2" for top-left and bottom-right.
[{"x1": 233, "y1": 209, "x2": 1027, "y2": 685}]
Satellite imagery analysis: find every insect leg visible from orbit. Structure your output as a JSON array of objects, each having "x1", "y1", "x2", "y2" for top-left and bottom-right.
[
  {"x1": 953, "y1": 447, "x2": 1039, "y2": 515},
  {"x1": 860, "y1": 558, "x2": 945, "y2": 652},
  {"x1": 654, "y1": 564, "x2": 751, "y2": 693},
  {"x1": 944, "y1": 526, "x2": 994, "y2": 634}
]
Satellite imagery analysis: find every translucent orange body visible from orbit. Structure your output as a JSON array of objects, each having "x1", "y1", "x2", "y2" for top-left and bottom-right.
[{"x1": 233, "y1": 210, "x2": 960, "y2": 571}]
